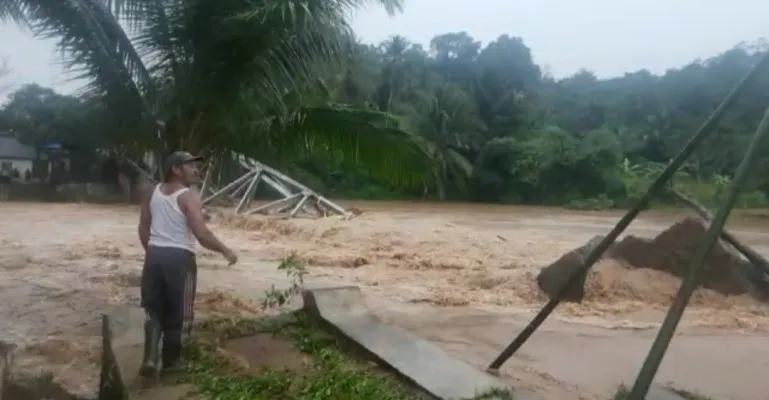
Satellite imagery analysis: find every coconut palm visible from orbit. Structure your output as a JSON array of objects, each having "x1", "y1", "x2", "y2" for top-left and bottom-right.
[
  {"x1": 0, "y1": 0, "x2": 428, "y2": 185},
  {"x1": 399, "y1": 83, "x2": 480, "y2": 198}
]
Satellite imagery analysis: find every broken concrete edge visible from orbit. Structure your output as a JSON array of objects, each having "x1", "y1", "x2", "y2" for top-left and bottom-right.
[
  {"x1": 1, "y1": 308, "x2": 191, "y2": 400},
  {"x1": 98, "y1": 314, "x2": 129, "y2": 400},
  {"x1": 301, "y1": 287, "x2": 513, "y2": 400},
  {"x1": 301, "y1": 288, "x2": 434, "y2": 397},
  {"x1": 103, "y1": 305, "x2": 306, "y2": 399}
]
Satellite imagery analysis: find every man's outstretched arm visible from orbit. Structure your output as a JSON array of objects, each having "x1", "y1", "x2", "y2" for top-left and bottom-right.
[{"x1": 179, "y1": 191, "x2": 230, "y2": 254}]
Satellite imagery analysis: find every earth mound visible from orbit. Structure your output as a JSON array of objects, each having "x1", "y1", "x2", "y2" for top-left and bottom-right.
[
  {"x1": 537, "y1": 217, "x2": 756, "y2": 303},
  {"x1": 609, "y1": 217, "x2": 753, "y2": 296}
]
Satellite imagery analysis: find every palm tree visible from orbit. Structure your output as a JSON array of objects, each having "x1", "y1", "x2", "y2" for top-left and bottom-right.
[
  {"x1": 0, "y1": 0, "x2": 428, "y2": 186},
  {"x1": 400, "y1": 83, "x2": 480, "y2": 199}
]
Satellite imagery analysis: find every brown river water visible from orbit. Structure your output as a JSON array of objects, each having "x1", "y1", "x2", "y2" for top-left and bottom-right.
[{"x1": 1, "y1": 201, "x2": 769, "y2": 399}]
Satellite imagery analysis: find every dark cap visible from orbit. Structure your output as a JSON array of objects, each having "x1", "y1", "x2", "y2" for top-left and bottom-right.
[{"x1": 163, "y1": 151, "x2": 204, "y2": 179}]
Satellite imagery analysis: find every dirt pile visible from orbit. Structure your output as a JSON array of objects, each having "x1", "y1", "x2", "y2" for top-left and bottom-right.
[
  {"x1": 538, "y1": 217, "x2": 757, "y2": 304},
  {"x1": 609, "y1": 217, "x2": 753, "y2": 296}
]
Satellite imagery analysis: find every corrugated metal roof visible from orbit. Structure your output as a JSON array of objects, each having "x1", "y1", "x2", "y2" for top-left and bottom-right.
[{"x1": 0, "y1": 135, "x2": 36, "y2": 159}]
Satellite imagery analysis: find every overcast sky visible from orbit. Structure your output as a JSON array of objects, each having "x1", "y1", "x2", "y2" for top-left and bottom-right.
[{"x1": 0, "y1": 0, "x2": 766, "y2": 94}]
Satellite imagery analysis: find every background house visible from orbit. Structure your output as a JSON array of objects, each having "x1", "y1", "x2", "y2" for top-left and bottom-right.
[{"x1": 0, "y1": 133, "x2": 36, "y2": 178}]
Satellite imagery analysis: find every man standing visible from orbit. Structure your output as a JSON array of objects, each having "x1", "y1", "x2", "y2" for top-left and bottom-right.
[{"x1": 137, "y1": 151, "x2": 237, "y2": 377}]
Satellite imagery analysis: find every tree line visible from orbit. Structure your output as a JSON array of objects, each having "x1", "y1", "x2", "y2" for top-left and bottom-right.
[{"x1": 1, "y1": 0, "x2": 768, "y2": 209}]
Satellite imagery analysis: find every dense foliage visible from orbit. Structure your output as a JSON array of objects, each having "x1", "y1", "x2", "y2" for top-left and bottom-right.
[
  {"x1": 1, "y1": 1, "x2": 769, "y2": 208},
  {"x1": 322, "y1": 34, "x2": 769, "y2": 208}
]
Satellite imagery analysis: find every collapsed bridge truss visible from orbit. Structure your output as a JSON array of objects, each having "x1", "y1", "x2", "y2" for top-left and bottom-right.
[{"x1": 199, "y1": 155, "x2": 350, "y2": 218}]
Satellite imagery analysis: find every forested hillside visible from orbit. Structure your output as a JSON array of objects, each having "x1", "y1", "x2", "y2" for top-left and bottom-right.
[
  {"x1": 1, "y1": 1, "x2": 768, "y2": 209},
  {"x1": 317, "y1": 34, "x2": 769, "y2": 208}
]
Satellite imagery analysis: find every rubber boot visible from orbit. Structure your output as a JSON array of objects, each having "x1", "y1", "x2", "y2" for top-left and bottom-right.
[
  {"x1": 139, "y1": 319, "x2": 162, "y2": 378},
  {"x1": 161, "y1": 329, "x2": 183, "y2": 374}
]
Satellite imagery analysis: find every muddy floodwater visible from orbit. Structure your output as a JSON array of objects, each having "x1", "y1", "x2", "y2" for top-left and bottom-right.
[{"x1": 2, "y1": 201, "x2": 769, "y2": 399}]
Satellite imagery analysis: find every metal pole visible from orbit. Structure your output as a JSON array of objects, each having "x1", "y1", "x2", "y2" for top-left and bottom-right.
[
  {"x1": 235, "y1": 170, "x2": 262, "y2": 214},
  {"x1": 247, "y1": 193, "x2": 302, "y2": 215},
  {"x1": 487, "y1": 51, "x2": 769, "y2": 372},
  {"x1": 202, "y1": 170, "x2": 254, "y2": 205},
  {"x1": 627, "y1": 102, "x2": 769, "y2": 399},
  {"x1": 200, "y1": 159, "x2": 215, "y2": 197},
  {"x1": 290, "y1": 195, "x2": 311, "y2": 217}
]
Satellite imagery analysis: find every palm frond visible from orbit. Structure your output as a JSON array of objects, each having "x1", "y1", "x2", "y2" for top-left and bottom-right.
[
  {"x1": 240, "y1": 106, "x2": 428, "y2": 188},
  {"x1": 2, "y1": 0, "x2": 157, "y2": 150},
  {"x1": 3, "y1": 0, "x2": 424, "y2": 189}
]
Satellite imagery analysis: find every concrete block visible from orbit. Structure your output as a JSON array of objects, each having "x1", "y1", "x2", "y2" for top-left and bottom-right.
[{"x1": 303, "y1": 286, "x2": 510, "y2": 399}]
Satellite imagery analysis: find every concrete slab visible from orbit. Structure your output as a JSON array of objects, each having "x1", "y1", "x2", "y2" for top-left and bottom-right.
[
  {"x1": 107, "y1": 306, "x2": 146, "y2": 391},
  {"x1": 107, "y1": 305, "x2": 147, "y2": 346},
  {"x1": 102, "y1": 307, "x2": 198, "y2": 399},
  {"x1": 302, "y1": 286, "x2": 510, "y2": 400}
]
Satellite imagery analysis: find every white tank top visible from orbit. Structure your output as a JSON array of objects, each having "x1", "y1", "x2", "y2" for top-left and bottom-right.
[{"x1": 147, "y1": 184, "x2": 196, "y2": 252}]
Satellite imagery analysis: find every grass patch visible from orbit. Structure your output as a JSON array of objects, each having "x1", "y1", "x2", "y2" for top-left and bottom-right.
[
  {"x1": 180, "y1": 311, "x2": 426, "y2": 400},
  {"x1": 153, "y1": 254, "x2": 513, "y2": 400}
]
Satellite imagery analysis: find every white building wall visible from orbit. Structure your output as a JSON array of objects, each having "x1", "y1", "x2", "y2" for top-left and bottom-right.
[{"x1": 0, "y1": 159, "x2": 33, "y2": 177}]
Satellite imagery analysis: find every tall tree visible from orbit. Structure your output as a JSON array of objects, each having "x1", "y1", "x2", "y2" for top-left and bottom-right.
[{"x1": 0, "y1": 0, "x2": 429, "y2": 187}]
